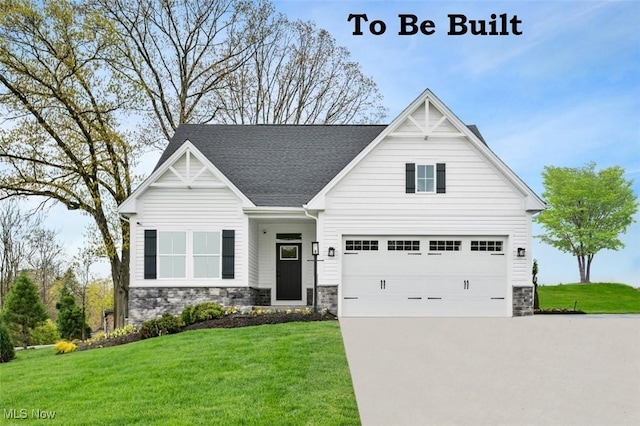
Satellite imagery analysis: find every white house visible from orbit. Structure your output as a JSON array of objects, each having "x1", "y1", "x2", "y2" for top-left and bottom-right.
[{"x1": 118, "y1": 89, "x2": 545, "y2": 324}]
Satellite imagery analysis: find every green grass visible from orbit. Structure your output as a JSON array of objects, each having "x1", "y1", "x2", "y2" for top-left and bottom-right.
[
  {"x1": 538, "y1": 283, "x2": 640, "y2": 313},
  {"x1": 0, "y1": 321, "x2": 360, "y2": 425}
]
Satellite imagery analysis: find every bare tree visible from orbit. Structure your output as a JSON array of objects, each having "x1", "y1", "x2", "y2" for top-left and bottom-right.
[
  {"x1": 93, "y1": 0, "x2": 277, "y2": 147},
  {"x1": 72, "y1": 239, "x2": 99, "y2": 340},
  {"x1": 0, "y1": 200, "x2": 40, "y2": 305},
  {"x1": 0, "y1": 0, "x2": 134, "y2": 327},
  {"x1": 217, "y1": 19, "x2": 387, "y2": 124},
  {"x1": 26, "y1": 227, "x2": 65, "y2": 313}
]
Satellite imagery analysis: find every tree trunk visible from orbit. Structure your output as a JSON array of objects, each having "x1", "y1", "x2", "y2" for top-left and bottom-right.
[
  {"x1": 577, "y1": 255, "x2": 589, "y2": 283},
  {"x1": 111, "y1": 222, "x2": 130, "y2": 329},
  {"x1": 585, "y1": 254, "x2": 594, "y2": 284}
]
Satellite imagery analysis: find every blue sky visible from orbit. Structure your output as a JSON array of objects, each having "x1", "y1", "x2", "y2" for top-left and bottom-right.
[{"x1": 36, "y1": 0, "x2": 639, "y2": 285}]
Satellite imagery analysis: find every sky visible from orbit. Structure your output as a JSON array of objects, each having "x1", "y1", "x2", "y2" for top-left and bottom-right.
[{"x1": 26, "y1": 0, "x2": 639, "y2": 286}]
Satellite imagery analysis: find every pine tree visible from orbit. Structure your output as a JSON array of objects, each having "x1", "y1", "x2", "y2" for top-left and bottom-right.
[
  {"x1": 2, "y1": 273, "x2": 48, "y2": 348},
  {"x1": 56, "y1": 285, "x2": 91, "y2": 341}
]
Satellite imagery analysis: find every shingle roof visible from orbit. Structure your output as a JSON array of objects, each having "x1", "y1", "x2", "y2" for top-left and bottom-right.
[
  {"x1": 156, "y1": 124, "x2": 387, "y2": 207},
  {"x1": 156, "y1": 123, "x2": 487, "y2": 207}
]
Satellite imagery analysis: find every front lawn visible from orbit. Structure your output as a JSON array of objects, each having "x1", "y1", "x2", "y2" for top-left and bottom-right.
[
  {"x1": 538, "y1": 283, "x2": 640, "y2": 314},
  {"x1": 0, "y1": 321, "x2": 360, "y2": 425}
]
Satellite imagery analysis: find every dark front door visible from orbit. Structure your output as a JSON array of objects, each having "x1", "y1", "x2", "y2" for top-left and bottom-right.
[{"x1": 276, "y1": 243, "x2": 302, "y2": 300}]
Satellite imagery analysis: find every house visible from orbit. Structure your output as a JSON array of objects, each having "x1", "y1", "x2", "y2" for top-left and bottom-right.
[{"x1": 118, "y1": 89, "x2": 545, "y2": 324}]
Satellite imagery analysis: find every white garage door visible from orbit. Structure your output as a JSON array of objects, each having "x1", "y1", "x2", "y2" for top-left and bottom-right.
[{"x1": 341, "y1": 236, "x2": 508, "y2": 317}]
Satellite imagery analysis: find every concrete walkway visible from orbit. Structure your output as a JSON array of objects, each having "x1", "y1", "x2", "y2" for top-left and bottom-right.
[{"x1": 340, "y1": 316, "x2": 640, "y2": 426}]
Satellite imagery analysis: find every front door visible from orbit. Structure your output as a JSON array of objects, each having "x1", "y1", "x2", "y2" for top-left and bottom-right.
[{"x1": 276, "y1": 243, "x2": 302, "y2": 300}]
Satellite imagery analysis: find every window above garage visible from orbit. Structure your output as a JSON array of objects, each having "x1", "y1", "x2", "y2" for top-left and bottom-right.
[{"x1": 406, "y1": 163, "x2": 446, "y2": 194}]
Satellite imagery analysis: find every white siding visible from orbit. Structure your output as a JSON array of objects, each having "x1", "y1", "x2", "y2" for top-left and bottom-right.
[
  {"x1": 248, "y1": 219, "x2": 259, "y2": 287},
  {"x1": 131, "y1": 185, "x2": 247, "y2": 287},
  {"x1": 321, "y1": 134, "x2": 532, "y2": 289}
]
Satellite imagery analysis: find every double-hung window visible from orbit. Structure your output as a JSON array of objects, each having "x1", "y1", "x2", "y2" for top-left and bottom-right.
[
  {"x1": 417, "y1": 164, "x2": 435, "y2": 193},
  {"x1": 193, "y1": 232, "x2": 221, "y2": 278},
  {"x1": 158, "y1": 232, "x2": 186, "y2": 278}
]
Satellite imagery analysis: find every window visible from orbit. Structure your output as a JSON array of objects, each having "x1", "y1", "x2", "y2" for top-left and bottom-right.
[
  {"x1": 280, "y1": 245, "x2": 299, "y2": 260},
  {"x1": 345, "y1": 240, "x2": 379, "y2": 251},
  {"x1": 158, "y1": 232, "x2": 186, "y2": 278},
  {"x1": 417, "y1": 164, "x2": 435, "y2": 193},
  {"x1": 193, "y1": 232, "x2": 221, "y2": 278},
  {"x1": 388, "y1": 240, "x2": 420, "y2": 251},
  {"x1": 429, "y1": 240, "x2": 461, "y2": 251},
  {"x1": 471, "y1": 241, "x2": 503, "y2": 252}
]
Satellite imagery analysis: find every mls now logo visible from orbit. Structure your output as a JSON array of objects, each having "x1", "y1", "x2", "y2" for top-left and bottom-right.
[{"x1": 4, "y1": 408, "x2": 56, "y2": 419}]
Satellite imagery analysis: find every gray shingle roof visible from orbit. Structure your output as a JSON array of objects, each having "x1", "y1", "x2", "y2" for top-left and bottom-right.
[
  {"x1": 156, "y1": 124, "x2": 387, "y2": 207},
  {"x1": 156, "y1": 123, "x2": 487, "y2": 207}
]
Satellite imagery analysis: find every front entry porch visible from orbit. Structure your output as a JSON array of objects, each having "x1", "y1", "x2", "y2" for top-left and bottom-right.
[{"x1": 248, "y1": 213, "x2": 317, "y2": 306}]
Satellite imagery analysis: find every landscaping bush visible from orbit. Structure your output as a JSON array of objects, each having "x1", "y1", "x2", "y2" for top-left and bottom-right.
[
  {"x1": 181, "y1": 302, "x2": 224, "y2": 326},
  {"x1": 0, "y1": 319, "x2": 16, "y2": 363},
  {"x1": 139, "y1": 313, "x2": 183, "y2": 339},
  {"x1": 30, "y1": 319, "x2": 61, "y2": 345},
  {"x1": 54, "y1": 340, "x2": 77, "y2": 354}
]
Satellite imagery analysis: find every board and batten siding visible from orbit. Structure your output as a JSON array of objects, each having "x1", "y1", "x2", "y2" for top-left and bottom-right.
[
  {"x1": 320, "y1": 134, "x2": 533, "y2": 288},
  {"x1": 131, "y1": 185, "x2": 248, "y2": 287}
]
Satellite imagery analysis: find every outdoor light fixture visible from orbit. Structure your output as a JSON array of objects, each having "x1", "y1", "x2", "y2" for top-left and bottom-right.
[
  {"x1": 311, "y1": 241, "x2": 319, "y2": 256},
  {"x1": 328, "y1": 247, "x2": 335, "y2": 257},
  {"x1": 517, "y1": 247, "x2": 526, "y2": 258}
]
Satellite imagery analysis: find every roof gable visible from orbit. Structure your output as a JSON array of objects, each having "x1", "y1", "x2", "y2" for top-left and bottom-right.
[
  {"x1": 306, "y1": 89, "x2": 545, "y2": 211},
  {"x1": 118, "y1": 141, "x2": 254, "y2": 213},
  {"x1": 153, "y1": 125, "x2": 387, "y2": 207}
]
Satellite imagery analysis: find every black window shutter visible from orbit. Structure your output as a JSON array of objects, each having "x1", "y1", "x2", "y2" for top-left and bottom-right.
[
  {"x1": 222, "y1": 230, "x2": 235, "y2": 279},
  {"x1": 405, "y1": 163, "x2": 416, "y2": 193},
  {"x1": 436, "y1": 163, "x2": 446, "y2": 194},
  {"x1": 144, "y1": 230, "x2": 157, "y2": 279}
]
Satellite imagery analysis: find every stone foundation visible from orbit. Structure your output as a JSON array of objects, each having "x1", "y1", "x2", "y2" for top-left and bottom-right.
[
  {"x1": 128, "y1": 287, "x2": 270, "y2": 325},
  {"x1": 317, "y1": 285, "x2": 338, "y2": 315},
  {"x1": 512, "y1": 286, "x2": 534, "y2": 316}
]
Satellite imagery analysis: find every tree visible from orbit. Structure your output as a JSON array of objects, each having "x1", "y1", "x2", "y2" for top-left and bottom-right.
[
  {"x1": 26, "y1": 227, "x2": 64, "y2": 311},
  {"x1": 93, "y1": 0, "x2": 279, "y2": 147},
  {"x1": 216, "y1": 19, "x2": 387, "y2": 125},
  {"x1": 2, "y1": 273, "x2": 48, "y2": 348},
  {"x1": 536, "y1": 163, "x2": 638, "y2": 283},
  {"x1": 0, "y1": 199, "x2": 39, "y2": 306},
  {"x1": 0, "y1": 0, "x2": 134, "y2": 327},
  {"x1": 72, "y1": 241, "x2": 99, "y2": 340},
  {"x1": 86, "y1": 278, "x2": 113, "y2": 331},
  {"x1": 56, "y1": 269, "x2": 91, "y2": 341}
]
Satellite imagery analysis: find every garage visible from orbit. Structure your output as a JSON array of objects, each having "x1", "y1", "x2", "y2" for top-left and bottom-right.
[{"x1": 341, "y1": 236, "x2": 508, "y2": 317}]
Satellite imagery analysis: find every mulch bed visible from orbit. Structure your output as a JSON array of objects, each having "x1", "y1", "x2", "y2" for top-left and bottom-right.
[{"x1": 76, "y1": 312, "x2": 336, "y2": 352}]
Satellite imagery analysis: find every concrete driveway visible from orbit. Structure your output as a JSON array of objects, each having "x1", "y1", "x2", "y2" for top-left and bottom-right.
[{"x1": 340, "y1": 316, "x2": 640, "y2": 426}]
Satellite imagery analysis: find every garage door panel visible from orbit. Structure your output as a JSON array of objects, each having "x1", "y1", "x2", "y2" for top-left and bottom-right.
[{"x1": 341, "y1": 235, "x2": 509, "y2": 317}]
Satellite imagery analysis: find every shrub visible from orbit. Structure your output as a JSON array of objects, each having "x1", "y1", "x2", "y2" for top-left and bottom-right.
[
  {"x1": 54, "y1": 340, "x2": 77, "y2": 354},
  {"x1": 106, "y1": 324, "x2": 137, "y2": 340},
  {"x1": 139, "y1": 313, "x2": 183, "y2": 339},
  {"x1": 30, "y1": 319, "x2": 61, "y2": 345},
  {"x1": 181, "y1": 302, "x2": 224, "y2": 325},
  {"x1": 0, "y1": 319, "x2": 16, "y2": 363}
]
